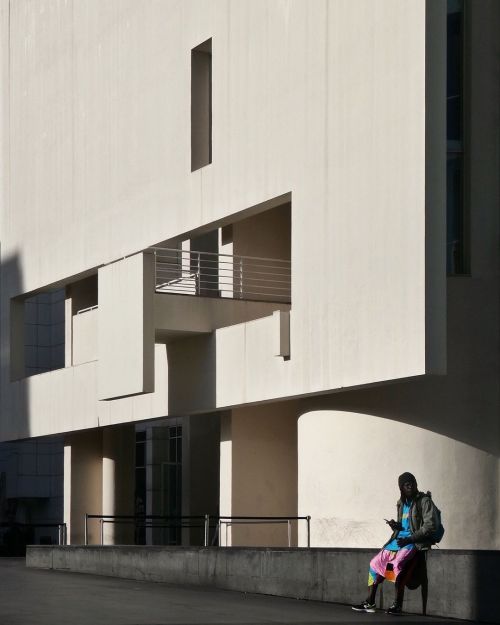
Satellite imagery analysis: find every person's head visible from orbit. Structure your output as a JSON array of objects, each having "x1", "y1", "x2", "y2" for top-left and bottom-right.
[{"x1": 398, "y1": 472, "x2": 418, "y2": 500}]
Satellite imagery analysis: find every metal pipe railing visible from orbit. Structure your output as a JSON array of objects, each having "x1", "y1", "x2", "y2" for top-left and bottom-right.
[
  {"x1": 83, "y1": 514, "x2": 311, "y2": 548},
  {"x1": 84, "y1": 514, "x2": 209, "y2": 546},
  {"x1": 216, "y1": 516, "x2": 311, "y2": 548},
  {"x1": 151, "y1": 247, "x2": 291, "y2": 303},
  {"x1": 0, "y1": 521, "x2": 67, "y2": 545},
  {"x1": 76, "y1": 305, "x2": 98, "y2": 315}
]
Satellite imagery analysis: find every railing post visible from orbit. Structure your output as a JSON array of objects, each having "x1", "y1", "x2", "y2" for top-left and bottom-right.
[
  {"x1": 64, "y1": 523, "x2": 67, "y2": 545},
  {"x1": 84, "y1": 513, "x2": 88, "y2": 546},
  {"x1": 287, "y1": 520, "x2": 291, "y2": 547},
  {"x1": 100, "y1": 518, "x2": 104, "y2": 546},
  {"x1": 197, "y1": 252, "x2": 201, "y2": 295},
  {"x1": 58, "y1": 524, "x2": 62, "y2": 546},
  {"x1": 239, "y1": 257, "x2": 243, "y2": 298},
  {"x1": 204, "y1": 514, "x2": 209, "y2": 547},
  {"x1": 306, "y1": 515, "x2": 311, "y2": 548},
  {"x1": 153, "y1": 250, "x2": 157, "y2": 289}
]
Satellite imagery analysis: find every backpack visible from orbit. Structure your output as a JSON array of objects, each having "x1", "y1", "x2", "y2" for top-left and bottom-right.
[{"x1": 419, "y1": 491, "x2": 445, "y2": 544}]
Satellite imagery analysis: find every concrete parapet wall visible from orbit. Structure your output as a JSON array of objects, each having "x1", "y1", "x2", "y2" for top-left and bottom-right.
[{"x1": 26, "y1": 546, "x2": 500, "y2": 623}]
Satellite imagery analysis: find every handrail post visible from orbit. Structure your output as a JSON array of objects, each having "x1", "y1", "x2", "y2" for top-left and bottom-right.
[
  {"x1": 153, "y1": 249, "x2": 157, "y2": 289},
  {"x1": 239, "y1": 257, "x2": 243, "y2": 298},
  {"x1": 306, "y1": 515, "x2": 311, "y2": 548},
  {"x1": 84, "y1": 513, "x2": 88, "y2": 546},
  {"x1": 58, "y1": 524, "x2": 62, "y2": 546},
  {"x1": 197, "y1": 251, "x2": 201, "y2": 295},
  {"x1": 100, "y1": 518, "x2": 104, "y2": 546},
  {"x1": 287, "y1": 520, "x2": 291, "y2": 547},
  {"x1": 204, "y1": 514, "x2": 209, "y2": 547},
  {"x1": 64, "y1": 523, "x2": 67, "y2": 545}
]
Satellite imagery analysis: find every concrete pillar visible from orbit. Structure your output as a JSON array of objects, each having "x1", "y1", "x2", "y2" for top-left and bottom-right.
[
  {"x1": 183, "y1": 413, "x2": 220, "y2": 546},
  {"x1": 219, "y1": 402, "x2": 298, "y2": 547},
  {"x1": 102, "y1": 424, "x2": 135, "y2": 545},
  {"x1": 219, "y1": 227, "x2": 233, "y2": 298},
  {"x1": 64, "y1": 430, "x2": 103, "y2": 545},
  {"x1": 64, "y1": 290, "x2": 72, "y2": 367}
]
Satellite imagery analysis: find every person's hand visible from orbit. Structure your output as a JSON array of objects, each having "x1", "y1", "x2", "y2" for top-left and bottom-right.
[
  {"x1": 386, "y1": 519, "x2": 403, "y2": 531},
  {"x1": 397, "y1": 536, "x2": 412, "y2": 547}
]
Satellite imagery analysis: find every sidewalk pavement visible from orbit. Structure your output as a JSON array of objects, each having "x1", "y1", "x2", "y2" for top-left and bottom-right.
[{"x1": 0, "y1": 558, "x2": 476, "y2": 625}]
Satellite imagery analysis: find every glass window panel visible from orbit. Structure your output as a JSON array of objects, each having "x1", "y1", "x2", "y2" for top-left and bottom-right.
[
  {"x1": 135, "y1": 442, "x2": 145, "y2": 467},
  {"x1": 447, "y1": 153, "x2": 465, "y2": 274},
  {"x1": 169, "y1": 436, "x2": 177, "y2": 462},
  {"x1": 447, "y1": 1, "x2": 463, "y2": 143},
  {"x1": 135, "y1": 467, "x2": 146, "y2": 498}
]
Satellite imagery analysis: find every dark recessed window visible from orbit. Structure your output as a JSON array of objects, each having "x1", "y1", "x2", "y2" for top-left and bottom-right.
[
  {"x1": 21, "y1": 289, "x2": 65, "y2": 378},
  {"x1": 191, "y1": 38, "x2": 212, "y2": 171},
  {"x1": 446, "y1": 0, "x2": 468, "y2": 275}
]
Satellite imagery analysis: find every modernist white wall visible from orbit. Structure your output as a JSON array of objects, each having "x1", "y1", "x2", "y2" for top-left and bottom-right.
[
  {"x1": 0, "y1": 0, "x2": 444, "y2": 439},
  {"x1": 298, "y1": 410, "x2": 500, "y2": 550},
  {"x1": 0, "y1": 1, "x2": 497, "y2": 553},
  {"x1": 98, "y1": 253, "x2": 155, "y2": 400}
]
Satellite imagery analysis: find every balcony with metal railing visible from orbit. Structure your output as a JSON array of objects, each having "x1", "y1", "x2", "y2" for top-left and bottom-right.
[{"x1": 151, "y1": 247, "x2": 291, "y2": 304}]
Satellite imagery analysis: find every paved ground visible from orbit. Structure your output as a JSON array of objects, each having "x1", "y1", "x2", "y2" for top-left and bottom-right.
[{"x1": 0, "y1": 558, "x2": 476, "y2": 625}]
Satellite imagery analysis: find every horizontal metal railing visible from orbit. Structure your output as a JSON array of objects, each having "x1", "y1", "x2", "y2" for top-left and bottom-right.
[
  {"x1": 216, "y1": 515, "x2": 311, "y2": 548},
  {"x1": 76, "y1": 305, "x2": 98, "y2": 315},
  {"x1": 0, "y1": 521, "x2": 67, "y2": 545},
  {"x1": 84, "y1": 514, "x2": 310, "y2": 548},
  {"x1": 84, "y1": 514, "x2": 208, "y2": 546},
  {"x1": 150, "y1": 247, "x2": 291, "y2": 303}
]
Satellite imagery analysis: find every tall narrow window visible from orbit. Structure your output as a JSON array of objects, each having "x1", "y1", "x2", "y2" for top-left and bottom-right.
[
  {"x1": 191, "y1": 38, "x2": 212, "y2": 171},
  {"x1": 446, "y1": 0, "x2": 467, "y2": 274}
]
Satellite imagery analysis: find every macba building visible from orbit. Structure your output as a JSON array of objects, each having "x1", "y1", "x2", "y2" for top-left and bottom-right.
[{"x1": 0, "y1": 0, "x2": 498, "y2": 553}]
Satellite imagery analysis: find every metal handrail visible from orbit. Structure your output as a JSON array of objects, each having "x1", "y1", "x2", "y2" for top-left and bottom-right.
[
  {"x1": 216, "y1": 516, "x2": 311, "y2": 548},
  {"x1": 0, "y1": 521, "x2": 67, "y2": 545},
  {"x1": 151, "y1": 247, "x2": 291, "y2": 303},
  {"x1": 84, "y1": 514, "x2": 209, "y2": 546},
  {"x1": 150, "y1": 247, "x2": 291, "y2": 264},
  {"x1": 76, "y1": 305, "x2": 98, "y2": 315},
  {"x1": 84, "y1": 513, "x2": 310, "y2": 548}
]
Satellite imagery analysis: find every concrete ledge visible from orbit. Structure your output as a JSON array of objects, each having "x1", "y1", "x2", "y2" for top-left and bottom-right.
[{"x1": 26, "y1": 546, "x2": 500, "y2": 623}]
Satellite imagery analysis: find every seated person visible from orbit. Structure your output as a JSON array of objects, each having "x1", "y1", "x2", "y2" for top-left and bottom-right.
[{"x1": 351, "y1": 472, "x2": 436, "y2": 615}]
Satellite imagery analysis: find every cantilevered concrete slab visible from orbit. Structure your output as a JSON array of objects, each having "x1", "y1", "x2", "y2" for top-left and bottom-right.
[{"x1": 154, "y1": 292, "x2": 290, "y2": 340}]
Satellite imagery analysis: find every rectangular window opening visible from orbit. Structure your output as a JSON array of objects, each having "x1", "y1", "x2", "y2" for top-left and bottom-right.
[
  {"x1": 446, "y1": 0, "x2": 468, "y2": 275},
  {"x1": 11, "y1": 288, "x2": 66, "y2": 380},
  {"x1": 191, "y1": 38, "x2": 212, "y2": 171}
]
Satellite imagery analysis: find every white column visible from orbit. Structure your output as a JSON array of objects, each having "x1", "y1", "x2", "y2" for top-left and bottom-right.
[
  {"x1": 219, "y1": 413, "x2": 232, "y2": 546},
  {"x1": 102, "y1": 425, "x2": 135, "y2": 545},
  {"x1": 64, "y1": 430, "x2": 103, "y2": 545},
  {"x1": 219, "y1": 227, "x2": 233, "y2": 298},
  {"x1": 219, "y1": 402, "x2": 298, "y2": 547},
  {"x1": 64, "y1": 289, "x2": 73, "y2": 367}
]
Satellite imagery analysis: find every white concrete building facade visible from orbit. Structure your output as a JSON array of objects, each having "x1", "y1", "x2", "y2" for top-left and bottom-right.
[{"x1": 0, "y1": 0, "x2": 498, "y2": 550}]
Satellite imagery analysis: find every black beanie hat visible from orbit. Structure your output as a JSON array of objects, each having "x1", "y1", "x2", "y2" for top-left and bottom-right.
[{"x1": 398, "y1": 472, "x2": 417, "y2": 489}]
